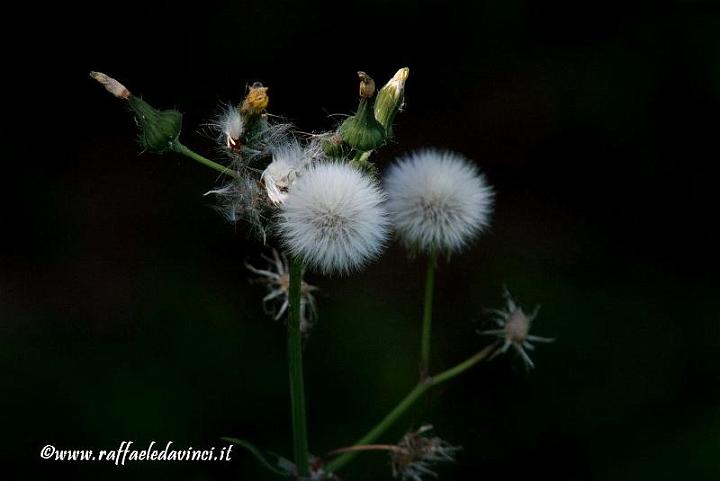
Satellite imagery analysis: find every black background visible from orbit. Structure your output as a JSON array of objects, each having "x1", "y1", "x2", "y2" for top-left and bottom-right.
[{"x1": 2, "y1": 1, "x2": 719, "y2": 480}]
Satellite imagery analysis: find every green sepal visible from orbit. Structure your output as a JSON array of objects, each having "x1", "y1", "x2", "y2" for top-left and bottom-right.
[
  {"x1": 339, "y1": 98, "x2": 386, "y2": 152},
  {"x1": 321, "y1": 134, "x2": 349, "y2": 159},
  {"x1": 128, "y1": 96, "x2": 182, "y2": 154}
]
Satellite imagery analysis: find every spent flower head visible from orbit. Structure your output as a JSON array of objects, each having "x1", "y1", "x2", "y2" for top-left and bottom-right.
[
  {"x1": 246, "y1": 249, "x2": 318, "y2": 335},
  {"x1": 480, "y1": 287, "x2": 554, "y2": 369},
  {"x1": 385, "y1": 149, "x2": 494, "y2": 255},
  {"x1": 278, "y1": 162, "x2": 389, "y2": 275},
  {"x1": 391, "y1": 425, "x2": 460, "y2": 481}
]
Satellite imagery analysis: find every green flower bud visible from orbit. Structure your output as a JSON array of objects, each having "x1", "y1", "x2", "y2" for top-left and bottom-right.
[
  {"x1": 128, "y1": 96, "x2": 183, "y2": 154},
  {"x1": 374, "y1": 67, "x2": 409, "y2": 137},
  {"x1": 339, "y1": 72, "x2": 386, "y2": 152}
]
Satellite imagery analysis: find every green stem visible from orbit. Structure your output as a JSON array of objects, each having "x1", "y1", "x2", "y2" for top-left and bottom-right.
[
  {"x1": 287, "y1": 257, "x2": 310, "y2": 477},
  {"x1": 420, "y1": 252, "x2": 437, "y2": 375},
  {"x1": 325, "y1": 342, "x2": 498, "y2": 473},
  {"x1": 172, "y1": 141, "x2": 239, "y2": 178}
]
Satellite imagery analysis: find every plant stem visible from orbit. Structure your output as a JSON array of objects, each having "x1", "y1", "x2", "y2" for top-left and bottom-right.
[
  {"x1": 287, "y1": 257, "x2": 310, "y2": 477},
  {"x1": 172, "y1": 141, "x2": 239, "y2": 178},
  {"x1": 420, "y1": 252, "x2": 437, "y2": 375},
  {"x1": 325, "y1": 342, "x2": 498, "y2": 473}
]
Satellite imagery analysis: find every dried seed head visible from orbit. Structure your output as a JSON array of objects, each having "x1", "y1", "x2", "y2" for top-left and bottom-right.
[
  {"x1": 246, "y1": 249, "x2": 318, "y2": 335},
  {"x1": 479, "y1": 287, "x2": 555, "y2": 369},
  {"x1": 391, "y1": 425, "x2": 460, "y2": 481}
]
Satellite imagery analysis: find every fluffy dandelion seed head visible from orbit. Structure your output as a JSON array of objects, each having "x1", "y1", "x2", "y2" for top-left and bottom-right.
[
  {"x1": 385, "y1": 149, "x2": 494, "y2": 254},
  {"x1": 279, "y1": 162, "x2": 389, "y2": 275}
]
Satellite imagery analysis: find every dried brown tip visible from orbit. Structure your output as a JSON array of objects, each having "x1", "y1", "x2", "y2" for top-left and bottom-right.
[
  {"x1": 90, "y1": 71, "x2": 131, "y2": 99},
  {"x1": 357, "y1": 71, "x2": 376, "y2": 98}
]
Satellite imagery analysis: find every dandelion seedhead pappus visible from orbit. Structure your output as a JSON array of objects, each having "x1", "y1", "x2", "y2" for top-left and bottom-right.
[
  {"x1": 385, "y1": 149, "x2": 494, "y2": 255},
  {"x1": 278, "y1": 162, "x2": 389, "y2": 275},
  {"x1": 480, "y1": 287, "x2": 555, "y2": 369}
]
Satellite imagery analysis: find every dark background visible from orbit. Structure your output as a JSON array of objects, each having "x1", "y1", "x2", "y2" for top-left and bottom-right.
[{"x1": 2, "y1": 0, "x2": 719, "y2": 480}]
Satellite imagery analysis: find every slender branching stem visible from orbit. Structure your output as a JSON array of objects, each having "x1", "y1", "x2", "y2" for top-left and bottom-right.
[
  {"x1": 420, "y1": 251, "x2": 438, "y2": 376},
  {"x1": 172, "y1": 141, "x2": 239, "y2": 178},
  {"x1": 325, "y1": 342, "x2": 498, "y2": 473},
  {"x1": 326, "y1": 444, "x2": 401, "y2": 456},
  {"x1": 287, "y1": 257, "x2": 310, "y2": 477}
]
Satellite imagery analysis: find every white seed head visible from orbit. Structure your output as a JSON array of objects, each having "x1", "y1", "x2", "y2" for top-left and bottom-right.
[
  {"x1": 279, "y1": 162, "x2": 389, "y2": 275},
  {"x1": 385, "y1": 149, "x2": 494, "y2": 254}
]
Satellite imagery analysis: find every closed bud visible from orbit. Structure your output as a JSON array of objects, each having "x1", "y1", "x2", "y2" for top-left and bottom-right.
[
  {"x1": 374, "y1": 67, "x2": 409, "y2": 137},
  {"x1": 339, "y1": 72, "x2": 385, "y2": 152}
]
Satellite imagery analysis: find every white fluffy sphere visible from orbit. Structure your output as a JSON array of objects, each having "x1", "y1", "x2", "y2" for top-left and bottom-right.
[
  {"x1": 385, "y1": 149, "x2": 494, "y2": 254},
  {"x1": 279, "y1": 163, "x2": 389, "y2": 275}
]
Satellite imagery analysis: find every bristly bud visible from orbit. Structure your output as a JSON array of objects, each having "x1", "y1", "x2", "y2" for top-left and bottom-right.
[
  {"x1": 128, "y1": 96, "x2": 183, "y2": 154},
  {"x1": 241, "y1": 82, "x2": 270, "y2": 117},
  {"x1": 339, "y1": 72, "x2": 386, "y2": 152},
  {"x1": 374, "y1": 67, "x2": 409, "y2": 137},
  {"x1": 90, "y1": 71, "x2": 131, "y2": 99}
]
